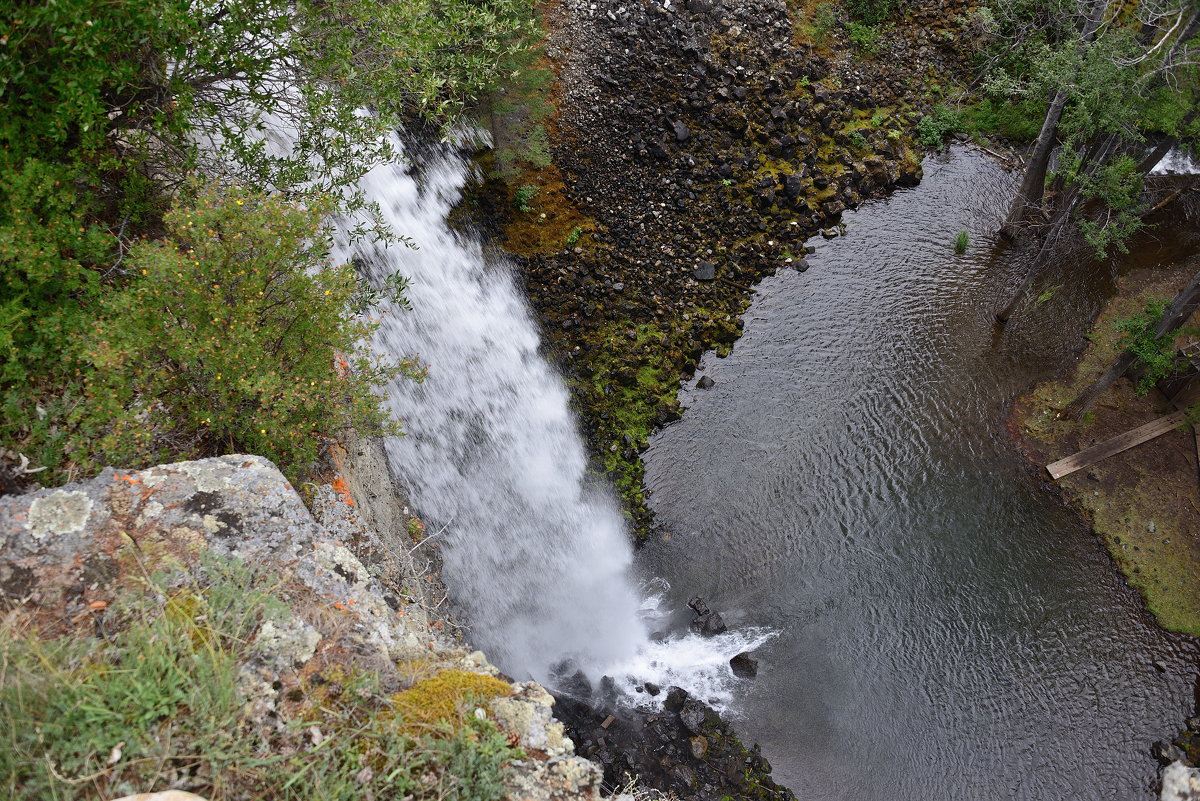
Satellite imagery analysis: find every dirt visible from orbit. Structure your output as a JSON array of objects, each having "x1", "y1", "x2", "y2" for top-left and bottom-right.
[{"x1": 1010, "y1": 262, "x2": 1200, "y2": 636}]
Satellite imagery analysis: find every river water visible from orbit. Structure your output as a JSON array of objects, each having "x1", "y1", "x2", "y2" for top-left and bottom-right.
[{"x1": 640, "y1": 148, "x2": 1198, "y2": 799}]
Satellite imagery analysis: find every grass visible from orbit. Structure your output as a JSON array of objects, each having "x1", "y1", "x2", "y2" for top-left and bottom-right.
[
  {"x1": 953, "y1": 230, "x2": 969, "y2": 253},
  {"x1": 0, "y1": 555, "x2": 521, "y2": 800},
  {"x1": 1012, "y1": 267, "x2": 1200, "y2": 636}
]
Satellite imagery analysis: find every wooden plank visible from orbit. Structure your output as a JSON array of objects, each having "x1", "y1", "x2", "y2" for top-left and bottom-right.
[{"x1": 1047, "y1": 410, "x2": 1189, "y2": 480}]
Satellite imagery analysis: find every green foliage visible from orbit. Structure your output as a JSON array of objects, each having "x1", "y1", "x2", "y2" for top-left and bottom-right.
[
  {"x1": 916, "y1": 105, "x2": 964, "y2": 148},
  {"x1": 1113, "y1": 301, "x2": 1192, "y2": 394},
  {"x1": 0, "y1": 556, "x2": 522, "y2": 801},
  {"x1": 76, "y1": 183, "x2": 409, "y2": 482},
  {"x1": 962, "y1": 98, "x2": 1043, "y2": 141},
  {"x1": 566, "y1": 225, "x2": 584, "y2": 246},
  {"x1": 514, "y1": 184, "x2": 540, "y2": 213},
  {"x1": 847, "y1": 22, "x2": 883, "y2": 55},
  {"x1": 812, "y1": 2, "x2": 838, "y2": 45},
  {"x1": 1072, "y1": 154, "x2": 1146, "y2": 259},
  {"x1": 0, "y1": 0, "x2": 542, "y2": 482},
  {"x1": 845, "y1": 0, "x2": 903, "y2": 25},
  {"x1": 954, "y1": 230, "x2": 969, "y2": 253},
  {"x1": 848, "y1": 131, "x2": 869, "y2": 150}
]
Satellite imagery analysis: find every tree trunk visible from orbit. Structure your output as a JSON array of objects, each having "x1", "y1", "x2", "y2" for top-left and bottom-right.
[
  {"x1": 1061, "y1": 269, "x2": 1200, "y2": 419},
  {"x1": 1137, "y1": 109, "x2": 1199, "y2": 174},
  {"x1": 1002, "y1": 90, "x2": 1068, "y2": 235}
]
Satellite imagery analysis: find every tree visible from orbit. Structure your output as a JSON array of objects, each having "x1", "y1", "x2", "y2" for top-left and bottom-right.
[
  {"x1": 1061, "y1": 269, "x2": 1200, "y2": 419},
  {"x1": 986, "y1": 0, "x2": 1200, "y2": 321}
]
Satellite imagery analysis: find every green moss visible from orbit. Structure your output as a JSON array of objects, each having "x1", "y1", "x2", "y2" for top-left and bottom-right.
[
  {"x1": 390, "y1": 670, "x2": 513, "y2": 734},
  {"x1": 1013, "y1": 270, "x2": 1200, "y2": 636}
]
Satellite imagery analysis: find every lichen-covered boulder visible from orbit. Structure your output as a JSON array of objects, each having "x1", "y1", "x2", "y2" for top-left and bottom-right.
[{"x1": 0, "y1": 455, "x2": 604, "y2": 801}]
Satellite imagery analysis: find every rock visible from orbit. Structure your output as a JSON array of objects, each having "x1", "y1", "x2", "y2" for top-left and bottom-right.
[
  {"x1": 689, "y1": 610, "x2": 727, "y2": 636},
  {"x1": 693, "y1": 261, "x2": 716, "y2": 280},
  {"x1": 1156, "y1": 740, "x2": 1189, "y2": 765},
  {"x1": 643, "y1": 681, "x2": 661, "y2": 696},
  {"x1": 663, "y1": 686, "x2": 689, "y2": 712},
  {"x1": 696, "y1": 375, "x2": 715, "y2": 389},
  {"x1": 1154, "y1": 659, "x2": 1170, "y2": 673},
  {"x1": 730, "y1": 652, "x2": 758, "y2": 678},
  {"x1": 689, "y1": 735, "x2": 709, "y2": 759},
  {"x1": 679, "y1": 698, "x2": 719, "y2": 734},
  {"x1": 687, "y1": 596, "x2": 711, "y2": 616},
  {"x1": 782, "y1": 172, "x2": 805, "y2": 200},
  {"x1": 1162, "y1": 762, "x2": 1200, "y2": 800},
  {"x1": 673, "y1": 120, "x2": 691, "y2": 142}
]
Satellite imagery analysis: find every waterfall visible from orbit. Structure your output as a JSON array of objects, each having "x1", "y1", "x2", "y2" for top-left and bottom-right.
[{"x1": 330, "y1": 137, "x2": 773, "y2": 704}]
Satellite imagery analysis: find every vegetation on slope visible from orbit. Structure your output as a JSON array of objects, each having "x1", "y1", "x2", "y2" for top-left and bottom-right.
[
  {"x1": 0, "y1": 0, "x2": 542, "y2": 486},
  {"x1": 0, "y1": 555, "x2": 522, "y2": 800}
]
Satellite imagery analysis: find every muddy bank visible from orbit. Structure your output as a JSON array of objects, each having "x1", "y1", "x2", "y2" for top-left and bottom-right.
[
  {"x1": 1009, "y1": 256, "x2": 1200, "y2": 637},
  {"x1": 472, "y1": 0, "x2": 980, "y2": 533}
]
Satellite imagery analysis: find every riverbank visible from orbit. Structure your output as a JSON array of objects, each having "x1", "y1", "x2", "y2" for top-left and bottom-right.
[
  {"x1": 473, "y1": 0, "x2": 986, "y2": 536},
  {"x1": 1010, "y1": 257, "x2": 1200, "y2": 637}
]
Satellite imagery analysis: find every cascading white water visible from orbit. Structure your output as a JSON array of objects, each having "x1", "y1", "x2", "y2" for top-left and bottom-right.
[{"x1": 329, "y1": 137, "x2": 773, "y2": 705}]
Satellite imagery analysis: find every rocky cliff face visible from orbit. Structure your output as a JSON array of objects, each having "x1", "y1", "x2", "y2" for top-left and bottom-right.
[{"x1": 0, "y1": 453, "x2": 610, "y2": 801}]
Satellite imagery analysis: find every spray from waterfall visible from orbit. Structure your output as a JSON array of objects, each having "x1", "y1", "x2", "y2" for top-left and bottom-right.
[{"x1": 330, "y1": 137, "x2": 773, "y2": 708}]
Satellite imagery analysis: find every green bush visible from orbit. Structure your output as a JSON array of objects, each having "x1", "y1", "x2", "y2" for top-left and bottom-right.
[
  {"x1": 916, "y1": 105, "x2": 965, "y2": 148},
  {"x1": 963, "y1": 98, "x2": 1043, "y2": 141},
  {"x1": 1113, "y1": 301, "x2": 1194, "y2": 394},
  {"x1": 847, "y1": 22, "x2": 883, "y2": 55},
  {"x1": 812, "y1": 2, "x2": 839, "y2": 45},
  {"x1": 514, "y1": 184, "x2": 540, "y2": 213},
  {"x1": 77, "y1": 182, "x2": 411, "y2": 482},
  {"x1": 845, "y1": 0, "x2": 903, "y2": 25}
]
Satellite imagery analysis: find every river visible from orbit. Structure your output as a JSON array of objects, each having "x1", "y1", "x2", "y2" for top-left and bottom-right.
[{"x1": 639, "y1": 147, "x2": 1198, "y2": 799}]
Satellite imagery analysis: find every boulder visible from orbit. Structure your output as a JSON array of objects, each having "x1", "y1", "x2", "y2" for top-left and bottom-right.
[{"x1": 730, "y1": 652, "x2": 759, "y2": 678}]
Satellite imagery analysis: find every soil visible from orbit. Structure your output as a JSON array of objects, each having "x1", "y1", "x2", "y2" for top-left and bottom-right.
[{"x1": 1010, "y1": 261, "x2": 1200, "y2": 637}]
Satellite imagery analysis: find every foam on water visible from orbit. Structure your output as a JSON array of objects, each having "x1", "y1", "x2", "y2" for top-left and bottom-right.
[{"x1": 328, "y1": 136, "x2": 769, "y2": 708}]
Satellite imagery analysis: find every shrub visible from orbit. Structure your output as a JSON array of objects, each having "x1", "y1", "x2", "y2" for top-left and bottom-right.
[
  {"x1": 847, "y1": 22, "x2": 883, "y2": 55},
  {"x1": 845, "y1": 0, "x2": 904, "y2": 25},
  {"x1": 78, "y1": 182, "x2": 410, "y2": 482},
  {"x1": 514, "y1": 184, "x2": 540, "y2": 213},
  {"x1": 1111, "y1": 301, "x2": 1196, "y2": 394},
  {"x1": 917, "y1": 104, "x2": 965, "y2": 148},
  {"x1": 812, "y1": 2, "x2": 839, "y2": 45},
  {"x1": 954, "y1": 230, "x2": 969, "y2": 253}
]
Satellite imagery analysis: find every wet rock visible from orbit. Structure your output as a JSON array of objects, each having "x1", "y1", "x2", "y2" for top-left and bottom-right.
[
  {"x1": 730, "y1": 652, "x2": 759, "y2": 678},
  {"x1": 679, "y1": 698, "x2": 720, "y2": 734},
  {"x1": 693, "y1": 261, "x2": 716, "y2": 281},
  {"x1": 1157, "y1": 741, "x2": 1189, "y2": 765},
  {"x1": 696, "y1": 375, "x2": 715, "y2": 389},
  {"x1": 663, "y1": 686, "x2": 689, "y2": 712},
  {"x1": 690, "y1": 609, "x2": 727, "y2": 636},
  {"x1": 687, "y1": 596, "x2": 711, "y2": 616},
  {"x1": 643, "y1": 681, "x2": 661, "y2": 696}
]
